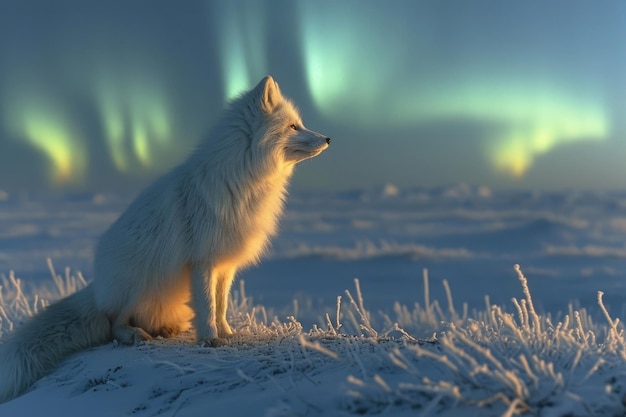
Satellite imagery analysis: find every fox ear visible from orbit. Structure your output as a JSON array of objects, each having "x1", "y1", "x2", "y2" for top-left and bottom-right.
[{"x1": 257, "y1": 75, "x2": 282, "y2": 113}]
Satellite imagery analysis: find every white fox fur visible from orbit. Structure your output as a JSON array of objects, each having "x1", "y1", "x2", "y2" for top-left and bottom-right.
[{"x1": 0, "y1": 76, "x2": 330, "y2": 402}]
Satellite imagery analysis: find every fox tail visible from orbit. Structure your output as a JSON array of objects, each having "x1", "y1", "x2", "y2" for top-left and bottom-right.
[{"x1": 0, "y1": 285, "x2": 110, "y2": 402}]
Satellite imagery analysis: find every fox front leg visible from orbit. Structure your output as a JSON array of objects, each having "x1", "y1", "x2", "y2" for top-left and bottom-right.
[
  {"x1": 216, "y1": 268, "x2": 236, "y2": 337},
  {"x1": 191, "y1": 266, "x2": 219, "y2": 343}
]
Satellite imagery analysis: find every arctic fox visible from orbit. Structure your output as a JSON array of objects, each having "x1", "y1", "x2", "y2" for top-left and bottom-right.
[{"x1": 0, "y1": 76, "x2": 330, "y2": 402}]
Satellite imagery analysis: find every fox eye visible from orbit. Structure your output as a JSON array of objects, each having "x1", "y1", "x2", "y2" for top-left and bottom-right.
[{"x1": 289, "y1": 124, "x2": 298, "y2": 130}]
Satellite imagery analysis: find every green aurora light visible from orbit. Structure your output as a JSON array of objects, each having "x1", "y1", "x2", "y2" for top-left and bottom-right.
[
  {"x1": 0, "y1": 1, "x2": 621, "y2": 190},
  {"x1": 299, "y1": 4, "x2": 608, "y2": 179},
  {"x1": 215, "y1": 1, "x2": 267, "y2": 100},
  {"x1": 5, "y1": 93, "x2": 86, "y2": 185},
  {"x1": 94, "y1": 69, "x2": 173, "y2": 172}
]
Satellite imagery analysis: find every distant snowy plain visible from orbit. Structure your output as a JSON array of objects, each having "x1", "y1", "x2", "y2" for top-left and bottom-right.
[{"x1": 1, "y1": 184, "x2": 626, "y2": 416}]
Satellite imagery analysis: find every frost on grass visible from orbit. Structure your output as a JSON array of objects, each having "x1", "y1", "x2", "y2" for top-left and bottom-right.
[
  {"x1": 0, "y1": 258, "x2": 87, "y2": 336},
  {"x1": 228, "y1": 265, "x2": 626, "y2": 415},
  {"x1": 1, "y1": 261, "x2": 626, "y2": 416},
  {"x1": 339, "y1": 265, "x2": 626, "y2": 416}
]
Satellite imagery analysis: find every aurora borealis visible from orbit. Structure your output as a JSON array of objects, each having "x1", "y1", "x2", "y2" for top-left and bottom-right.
[{"x1": 0, "y1": 0, "x2": 624, "y2": 192}]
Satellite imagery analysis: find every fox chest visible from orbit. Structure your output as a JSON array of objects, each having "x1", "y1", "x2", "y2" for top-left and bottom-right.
[{"x1": 204, "y1": 188, "x2": 285, "y2": 268}]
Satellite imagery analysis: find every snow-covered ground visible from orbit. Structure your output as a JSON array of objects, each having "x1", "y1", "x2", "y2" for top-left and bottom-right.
[{"x1": 1, "y1": 184, "x2": 626, "y2": 416}]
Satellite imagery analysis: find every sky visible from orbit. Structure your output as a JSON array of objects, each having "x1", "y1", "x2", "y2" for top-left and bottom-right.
[{"x1": 0, "y1": 0, "x2": 625, "y2": 193}]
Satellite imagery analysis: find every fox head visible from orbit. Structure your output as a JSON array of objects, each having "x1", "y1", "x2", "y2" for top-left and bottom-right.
[{"x1": 250, "y1": 76, "x2": 331, "y2": 164}]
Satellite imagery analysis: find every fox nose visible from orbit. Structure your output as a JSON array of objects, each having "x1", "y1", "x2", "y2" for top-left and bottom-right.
[{"x1": 325, "y1": 137, "x2": 331, "y2": 145}]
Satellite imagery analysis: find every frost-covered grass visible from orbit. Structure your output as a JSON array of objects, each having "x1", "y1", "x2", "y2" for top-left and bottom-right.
[
  {"x1": 342, "y1": 265, "x2": 626, "y2": 416},
  {"x1": 0, "y1": 259, "x2": 88, "y2": 336},
  {"x1": 1, "y1": 261, "x2": 626, "y2": 416}
]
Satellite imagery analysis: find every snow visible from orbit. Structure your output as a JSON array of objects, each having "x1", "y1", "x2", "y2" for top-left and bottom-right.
[{"x1": 1, "y1": 185, "x2": 626, "y2": 416}]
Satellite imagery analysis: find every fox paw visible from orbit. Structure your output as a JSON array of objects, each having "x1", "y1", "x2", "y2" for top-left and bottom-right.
[
  {"x1": 154, "y1": 325, "x2": 181, "y2": 339},
  {"x1": 217, "y1": 321, "x2": 233, "y2": 338},
  {"x1": 113, "y1": 325, "x2": 152, "y2": 345},
  {"x1": 199, "y1": 337, "x2": 229, "y2": 347},
  {"x1": 218, "y1": 329, "x2": 235, "y2": 339}
]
